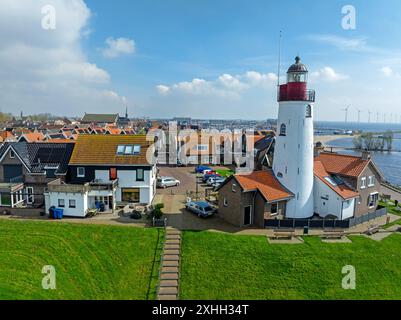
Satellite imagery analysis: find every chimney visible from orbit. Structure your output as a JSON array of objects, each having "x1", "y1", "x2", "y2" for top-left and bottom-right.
[
  {"x1": 362, "y1": 151, "x2": 371, "y2": 160},
  {"x1": 314, "y1": 142, "x2": 324, "y2": 157}
]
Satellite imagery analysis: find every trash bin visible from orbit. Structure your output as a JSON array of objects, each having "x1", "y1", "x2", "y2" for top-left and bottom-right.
[
  {"x1": 49, "y1": 206, "x2": 55, "y2": 219},
  {"x1": 99, "y1": 202, "x2": 105, "y2": 212},
  {"x1": 303, "y1": 226, "x2": 309, "y2": 235}
]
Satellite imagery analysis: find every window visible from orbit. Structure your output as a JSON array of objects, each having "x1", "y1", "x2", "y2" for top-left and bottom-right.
[
  {"x1": 196, "y1": 144, "x2": 208, "y2": 151},
  {"x1": 109, "y1": 168, "x2": 117, "y2": 180},
  {"x1": 368, "y1": 176, "x2": 375, "y2": 187},
  {"x1": 136, "y1": 168, "x2": 144, "y2": 181},
  {"x1": 9, "y1": 150, "x2": 15, "y2": 158},
  {"x1": 368, "y1": 193, "x2": 378, "y2": 208},
  {"x1": 58, "y1": 199, "x2": 65, "y2": 207},
  {"x1": 361, "y1": 177, "x2": 367, "y2": 189},
  {"x1": 77, "y1": 167, "x2": 85, "y2": 178},
  {"x1": 133, "y1": 145, "x2": 141, "y2": 155},
  {"x1": 277, "y1": 172, "x2": 283, "y2": 178},
  {"x1": 306, "y1": 105, "x2": 312, "y2": 118},
  {"x1": 232, "y1": 183, "x2": 237, "y2": 193},
  {"x1": 69, "y1": 199, "x2": 76, "y2": 208},
  {"x1": 279, "y1": 124, "x2": 287, "y2": 136},
  {"x1": 122, "y1": 188, "x2": 140, "y2": 203},
  {"x1": 271, "y1": 203, "x2": 278, "y2": 216},
  {"x1": 117, "y1": 145, "x2": 141, "y2": 155},
  {"x1": 26, "y1": 187, "x2": 34, "y2": 204},
  {"x1": 223, "y1": 198, "x2": 228, "y2": 207},
  {"x1": 124, "y1": 145, "x2": 133, "y2": 154}
]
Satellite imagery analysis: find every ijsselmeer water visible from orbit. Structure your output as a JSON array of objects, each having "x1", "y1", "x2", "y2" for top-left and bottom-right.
[{"x1": 315, "y1": 121, "x2": 401, "y2": 187}]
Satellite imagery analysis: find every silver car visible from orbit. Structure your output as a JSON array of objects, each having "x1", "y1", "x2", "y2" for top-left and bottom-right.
[{"x1": 157, "y1": 176, "x2": 180, "y2": 188}]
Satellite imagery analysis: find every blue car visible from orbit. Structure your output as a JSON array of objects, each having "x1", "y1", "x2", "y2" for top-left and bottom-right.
[
  {"x1": 185, "y1": 201, "x2": 216, "y2": 218},
  {"x1": 195, "y1": 165, "x2": 212, "y2": 173},
  {"x1": 202, "y1": 173, "x2": 221, "y2": 183}
]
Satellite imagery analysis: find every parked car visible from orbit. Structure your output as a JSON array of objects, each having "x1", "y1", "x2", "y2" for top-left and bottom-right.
[
  {"x1": 195, "y1": 165, "x2": 212, "y2": 173},
  {"x1": 185, "y1": 201, "x2": 216, "y2": 218},
  {"x1": 202, "y1": 173, "x2": 221, "y2": 183},
  {"x1": 212, "y1": 181, "x2": 224, "y2": 189},
  {"x1": 207, "y1": 176, "x2": 225, "y2": 186},
  {"x1": 157, "y1": 176, "x2": 180, "y2": 188}
]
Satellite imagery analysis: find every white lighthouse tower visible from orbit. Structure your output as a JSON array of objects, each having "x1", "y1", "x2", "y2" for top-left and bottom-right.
[{"x1": 273, "y1": 57, "x2": 315, "y2": 219}]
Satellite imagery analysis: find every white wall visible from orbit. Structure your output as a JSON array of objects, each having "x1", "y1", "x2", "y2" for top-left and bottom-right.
[
  {"x1": 46, "y1": 191, "x2": 88, "y2": 218},
  {"x1": 94, "y1": 166, "x2": 156, "y2": 204},
  {"x1": 273, "y1": 101, "x2": 314, "y2": 219},
  {"x1": 314, "y1": 177, "x2": 355, "y2": 220}
]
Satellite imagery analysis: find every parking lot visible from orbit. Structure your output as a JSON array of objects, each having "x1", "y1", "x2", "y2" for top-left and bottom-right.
[{"x1": 154, "y1": 165, "x2": 238, "y2": 231}]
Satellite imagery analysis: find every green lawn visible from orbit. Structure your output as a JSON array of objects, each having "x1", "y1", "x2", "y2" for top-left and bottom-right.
[
  {"x1": 215, "y1": 169, "x2": 234, "y2": 178},
  {"x1": 180, "y1": 231, "x2": 401, "y2": 300},
  {"x1": 0, "y1": 219, "x2": 162, "y2": 300}
]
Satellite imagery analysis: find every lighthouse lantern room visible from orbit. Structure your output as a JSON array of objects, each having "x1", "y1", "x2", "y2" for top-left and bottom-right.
[{"x1": 273, "y1": 57, "x2": 315, "y2": 219}]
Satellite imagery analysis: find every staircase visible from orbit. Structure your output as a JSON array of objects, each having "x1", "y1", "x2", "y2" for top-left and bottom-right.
[{"x1": 157, "y1": 227, "x2": 181, "y2": 300}]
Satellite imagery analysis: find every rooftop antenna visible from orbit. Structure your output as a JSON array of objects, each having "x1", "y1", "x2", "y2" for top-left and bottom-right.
[{"x1": 277, "y1": 31, "x2": 282, "y2": 87}]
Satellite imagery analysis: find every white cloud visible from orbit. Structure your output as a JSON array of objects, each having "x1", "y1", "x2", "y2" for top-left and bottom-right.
[
  {"x1": 156, "y1": 71, "x2": 277, "y2": 98},
  {"x1": 306, "y1": 34, "x2": 372, "y2": 52},
  {"x1": 0, "y1": 0, "x2": 127, "y2": 116},
  {"x1": 101, "y1": 37, "x2": 135, "y2": 59},
  {"x1": 310, "y1": 67, "x2": 348, "y2": 82},
  {"x1": 380, "y1": 67, "x2": 393, "y2": 77}
]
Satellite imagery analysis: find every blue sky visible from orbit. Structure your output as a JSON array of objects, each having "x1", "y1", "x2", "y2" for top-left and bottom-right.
[{"x1": 2, "y1": 0, "x2": 401, "y2": 121}]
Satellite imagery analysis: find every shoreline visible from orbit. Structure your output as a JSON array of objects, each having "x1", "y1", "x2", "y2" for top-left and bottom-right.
[{"x1": 314, "y1": 134, "x2": 352, "y2": 145}]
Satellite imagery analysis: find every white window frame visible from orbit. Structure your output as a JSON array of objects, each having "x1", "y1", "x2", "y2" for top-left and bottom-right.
[
  {"x1": 9, "y1": 149, "x2": 15, "y2": 159},
  {"x1": 223, "y1": 198, "x2": 228, "y2": 207},
  {"x1": 232, "y1": 183, "x2": 237, "y2": 193},
  {"x1": 58, "y1": 199, "x2": 65, "y2": 207},
  {"x1": 368, "y1": 176, "x2": 375, "y2": 187},
  {"x1": 77, "y1": 167, "x2": 85, "y2": 178},
  {"x1": 26, "y1": 187, "x2": 34, "y2": 204},
  {"x1": 270, "y1": 202, "x2": 279, "y2": 216},
  {"x1": 361, "y1": 177, "x2": 367, "y2": 189},
  {"x1": 69, "y1": 199, "x2": 76, "y2": 208}
]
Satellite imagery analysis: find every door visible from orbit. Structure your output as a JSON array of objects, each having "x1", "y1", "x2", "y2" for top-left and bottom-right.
[
  {"x1": 244, "y1": 205, "x2": 252, "y2": 225},
  {"x1": 26, "y1": 187, "x2": 34, "y2": 204}
]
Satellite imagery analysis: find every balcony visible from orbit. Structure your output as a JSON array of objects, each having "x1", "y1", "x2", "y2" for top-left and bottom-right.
[{"x1": 47, "y1": 179, "x2": 118, "y2": 194}]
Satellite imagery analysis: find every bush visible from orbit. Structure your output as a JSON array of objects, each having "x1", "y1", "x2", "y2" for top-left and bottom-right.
[{"x1": 152, "y1": 203, "x2": 164, "y2": 219}]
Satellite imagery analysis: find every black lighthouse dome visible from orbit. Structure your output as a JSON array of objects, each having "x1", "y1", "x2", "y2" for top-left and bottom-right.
[{"x1": 287, "y1": 56, "x2": 308, "y2": 73}]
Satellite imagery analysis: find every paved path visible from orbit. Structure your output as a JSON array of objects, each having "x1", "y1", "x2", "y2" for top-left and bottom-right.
[{"x1": 157, "y1": 227, "x2": 181, "y2": 300}]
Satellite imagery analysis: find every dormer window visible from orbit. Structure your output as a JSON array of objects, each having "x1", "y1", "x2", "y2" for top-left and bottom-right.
[
  {"x1": 279, "y1": 124, "x2": 287, "y2": 136},
  {"x1": 10, "y1": 150, "x2": 15, "y2": 158},
  {"x1": 116, "y1": 145, "x2": 141, "y2": 155}
]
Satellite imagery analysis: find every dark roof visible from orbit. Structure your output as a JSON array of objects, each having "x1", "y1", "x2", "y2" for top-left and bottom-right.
[
  {"x1": 81, "y1": 113, "x2": 119, "y2": 123},
  {"x1": 287, "y1": 56, "x2": 308, "y2": 73},
  {"x1": 0, "y1": 142, "x2": 74, "y2": 174}
]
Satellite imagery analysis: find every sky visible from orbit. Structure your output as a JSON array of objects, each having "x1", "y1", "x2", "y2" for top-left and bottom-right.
[{"x1": 1, "y1": 0, "x2": 401, "y2": 121}]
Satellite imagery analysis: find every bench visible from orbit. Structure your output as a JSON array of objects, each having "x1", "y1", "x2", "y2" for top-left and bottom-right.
[
  {"x1": 366, "y1": 224, "x2": 380, "y2": 236},
  {"x1": 273, "y1": 229, "x2": 295, "y2": 240},
  {"x1": 322, "y1": 229, "x2": 344, "y2": 239}
]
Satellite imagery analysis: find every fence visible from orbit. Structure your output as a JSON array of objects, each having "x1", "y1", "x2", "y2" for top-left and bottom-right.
[{"x1": 265, "y1": 207, "x2": 388, "y2": 229}]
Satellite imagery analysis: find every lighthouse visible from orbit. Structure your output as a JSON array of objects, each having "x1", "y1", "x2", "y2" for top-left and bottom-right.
[{"x1": 273, "y1": 57, "x2": 315, "y2": 219}]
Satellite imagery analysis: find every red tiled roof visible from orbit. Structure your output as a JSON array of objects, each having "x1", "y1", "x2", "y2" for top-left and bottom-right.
[
  {"x1": 314, "y1": 161, "x2": 359, "y2": 200},
  {"x1": 314, "y1": 152, "x2": 369, "y2": 177},
  {"x1": 234, "y1": 170, "x2": 293, "y2": 202}
]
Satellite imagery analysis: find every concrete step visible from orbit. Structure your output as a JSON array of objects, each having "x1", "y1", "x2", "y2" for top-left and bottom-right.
[
  {"x1": 160, "y1": 280, "x2": 179, "y2": 287},
  {"x1": 164, "y1": 250, "x2": 180, "y2": 255},
  {"x1": 166, "y1": 230, "x2": 181, "y2": 236},
  {"x1": 165, "y1": 244, "x2": 180, "y2": 250},
  {"x1": 165, "y1": 239, "x2": 180, "y2": 245},
  {"x1": 159, "y1": 287, "x2": 178, "y2": 295},
  {"x1": 161, "y1": 266, "x2": 179, "y2": 274},
  {"x1": 162, "y1": 260, "x2": 179, "y2": 267},
  {"x1": 158, "y1": 294, "x2": 177, "y2": 300},
  {"x1": 161, "y1": 273, "x2": 179, "y2": 280},
  {"x1": 163, "y1": 254, "x2": 180, "y2": 261},
  {"x1": 166, "y1": 235, "x2": 181, "y2": 240}
]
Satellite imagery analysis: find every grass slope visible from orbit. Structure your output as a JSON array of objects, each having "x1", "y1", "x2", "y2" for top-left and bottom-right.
[
  {"x1": 181, "y1": 231, "x2": 401, "y2": 300},
  {"x1": 0, "y1": 219, "x2": 162, "y2": 300}
]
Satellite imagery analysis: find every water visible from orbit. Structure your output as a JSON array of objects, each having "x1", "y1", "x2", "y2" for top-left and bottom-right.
[
  {"x1": 315, "y1": 121, "x2": 401, "y2": 135},
  {"x1": 326, "y1": 137, "x2": 401, "y2": 187}
]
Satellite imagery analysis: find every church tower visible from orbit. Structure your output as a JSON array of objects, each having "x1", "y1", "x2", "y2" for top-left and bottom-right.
[{"x1": 273, "y1": 57, "x2": 315, "y2": 219}]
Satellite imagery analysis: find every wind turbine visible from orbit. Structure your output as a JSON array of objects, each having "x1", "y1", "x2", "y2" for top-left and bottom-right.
[
  {"x1": 356, "y1": 108, "x2": 362, "y2": 123},
  {"x1": 342, "y1": 106, "x2": 350, "y2": 123},
  {"x1": 368, "y1": 110, "x2": 372, "y2": 123},
  {"x1": 376, "y1": 111, "x2": 380, "y2": 123}
]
